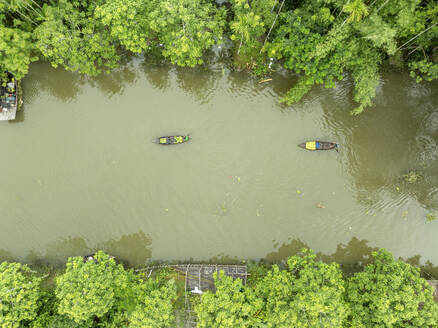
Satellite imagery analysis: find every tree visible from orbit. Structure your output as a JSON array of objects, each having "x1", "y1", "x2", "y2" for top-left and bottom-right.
[
  {"x1": 129, "y1": 274, "x2": 177, "y2": 328},
  {"x1": 55, "y1": 251, "x2": 134, "y2": 324},
  {"x1": 0, "y1": 262, "x2": 41, "y2": 328},
  {"x1": 346, "y1": 249, "x2": 438, "y2": 327},
  {"x1": 196, "y1": 271, "x2": 263, "y2": 328},
  {"x1": 33, "y1": 0, "x2": 120, "y2": 76},
  {"x1": 343, "y1": 0, "x2": 368, "y2": 24},
  {"x1": 95, "y1": 0, "x2": 155, "y2": 54},
  {"x1": 148, "y1": 0, "x2": 226, "y2": 67},
  {"x1": 267, "y1": 9, "x2": 354, "y2": 105},
  {"x1": 229, "y1": 0, "x2": 277, "y2": 67},
  {"x1": 0, "y1": 25, "x2": 37, "y2": 80},
  {"x1": 256, "y1": 249, "x2": 348, "y2": 327}
]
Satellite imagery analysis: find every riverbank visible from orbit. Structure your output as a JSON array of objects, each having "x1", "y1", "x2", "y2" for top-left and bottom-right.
[{"x1": 2, "y1": 249, "x2": 437, "y2": 328}]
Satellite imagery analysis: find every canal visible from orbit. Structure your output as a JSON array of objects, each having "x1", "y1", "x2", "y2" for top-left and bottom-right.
[{"x1": 0, "y1": 58, "x2": 437, "y2": 267}]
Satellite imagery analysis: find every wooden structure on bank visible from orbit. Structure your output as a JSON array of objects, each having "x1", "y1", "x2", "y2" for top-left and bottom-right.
[{"x1": 137, "y1": 264, "x2": 248, "y2": 327}]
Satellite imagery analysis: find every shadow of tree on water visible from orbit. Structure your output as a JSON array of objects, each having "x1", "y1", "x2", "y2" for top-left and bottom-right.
[
  {"x1": 174, "y1": 65, "x2": 222, "y2": 106},
  {"x1": 87, "y1": 60, "x2": 138, "y2": 98},
  {"x1": 320, "y1": 73, "x2": 438, "y2": 212},
  {"x1": 264, "y1": 236, "x2": 438, "y2": 278},
  {"x1": 22, "y1": 62, "x2": 84, "y2": 105},
  {"x1": 0, "y1": 249, "x2": 14, "y2": 262},
  {"x1": 141, "y1": 54, "x2": 173, "y2": 92},
  {"x1": 98, "y1": 231, "x2": 152, "y2": 268},
  {"x1": 0, "y1": 231, "x2": 152, "y2": 268}
]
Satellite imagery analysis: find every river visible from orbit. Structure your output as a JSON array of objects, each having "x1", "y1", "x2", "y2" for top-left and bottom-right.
[{"x1": 1, "y1": 57, "x2": 437, "y2": 268}]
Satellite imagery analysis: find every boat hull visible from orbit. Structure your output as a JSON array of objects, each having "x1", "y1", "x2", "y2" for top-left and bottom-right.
[
  {"x1": 298, "y1": 141, "x2": 338, "y2": 151},
  {"x1": 153, "y1": 135, "x2": 191, "y2": 145},
  {"x1": 0, "y1": 72, "x2": 18, "y2": 121}
]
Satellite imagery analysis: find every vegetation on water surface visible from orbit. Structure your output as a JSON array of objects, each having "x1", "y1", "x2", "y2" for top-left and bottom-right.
[
  {"x1": 427, "y1": 212, "x2": 438, "y2": 222},
  {"x1": 1, "y1": 249, "x2": 438, "y2": 327},
  {"x1": 0, "y1": 0, "x2": 437, "y2": 113},
  {"x1": 403, "y1": 170, "x2": 423, "y2": 183}
]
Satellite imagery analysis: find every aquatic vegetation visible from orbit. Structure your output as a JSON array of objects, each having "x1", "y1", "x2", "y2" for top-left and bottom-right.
[
  {"x1": 426, "y1": 213, "x2": 437, "y2": 222},
  {"x1": 403, "y1": 170, "x2": 423, "y2": 183}
]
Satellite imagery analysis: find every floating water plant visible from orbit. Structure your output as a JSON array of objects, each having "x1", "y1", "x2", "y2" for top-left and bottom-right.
[
  {"x1": 426, "y1": 213, "x2": 437, "y2": 223},
  {"x1": 403, "y1": 170, "x2": 422, "y2": 183}
]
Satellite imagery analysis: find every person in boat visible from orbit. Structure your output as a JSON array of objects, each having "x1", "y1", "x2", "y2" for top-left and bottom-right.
[{"x1": 301, "y1": 141, "x2": 339, "y2": 151}]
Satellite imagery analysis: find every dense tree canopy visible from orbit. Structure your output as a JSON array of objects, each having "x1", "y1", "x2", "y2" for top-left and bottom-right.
[
  {"x1": 346, "y1": 249, "x2": 438, "y2": 327},
  {"x1": 0, "y1": 262, "x2": 41, "y2": 328},
  {"x1": 55, "y1": 251, "x2": 134, "y2": 323},
  {"x1": 255, "y1": 249, "x2": 348, "y2": 327},
  {"x1": 129, "y1": 274, "x2": 177, "y2": 328},
  {"x1": 0, "y1": 249, "x2": 437, "y2": 327},
  {"x1": 196, "y1": 271, "x2": 263, "y2": 327}
]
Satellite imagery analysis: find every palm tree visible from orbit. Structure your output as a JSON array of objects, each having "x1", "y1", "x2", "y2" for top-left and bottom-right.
[{"x1": 342, "y1": 0, "x2": 369, "y2": 26}]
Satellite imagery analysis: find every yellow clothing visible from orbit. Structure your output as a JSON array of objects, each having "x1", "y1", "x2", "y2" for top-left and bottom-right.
[{"x1": 305, "y1": 141, "x2": 316, "y2": 150}]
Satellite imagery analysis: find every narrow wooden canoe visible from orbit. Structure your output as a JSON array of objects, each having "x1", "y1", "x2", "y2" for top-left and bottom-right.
[
  {"x1": 298, "y1": 141, "x2": 338, "y2": 151},
  {"x1": 0, "y1": 72, "x2": 18, "y2": 121},
  {"x1": 153, "y1": 135, "x2": 191, "y2": 145}
]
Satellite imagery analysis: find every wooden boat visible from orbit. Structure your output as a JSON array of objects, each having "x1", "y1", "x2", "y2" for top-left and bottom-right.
[
  {"x1": 0, "y1": 72, "x2": 18, "y2": 121},
  {"x1": 153, "y1": 135, "x2": 191, "y2": 145},
  {"x1": 298, "y1": 141, "x2": 338, "y2": 151}
]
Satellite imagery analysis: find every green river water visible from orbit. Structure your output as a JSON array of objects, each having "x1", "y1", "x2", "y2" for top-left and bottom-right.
[{"x1": 1, "y1": 58, "x2": 437, "y2": 268}]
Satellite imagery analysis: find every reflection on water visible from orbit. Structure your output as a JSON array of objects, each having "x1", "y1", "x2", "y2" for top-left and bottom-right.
[
  {"x1": 265, "y1": 236, "x2": 377, "y2": 275},
  {"x1": 142, "y1": 58, "x2": 172, "y2": 92},
  {"x1": 322, "y1": 75, "x2": 438, "y2": 211},
  {"x1": 22, "y1": 63, "x2": 84, "y2": 104},
  {"x1": 175, "y1": 66, "x2": 221, "y2": 105},
  {"x1": 2, "y1": 236, "x2": 438, "y2": 280},
  {"x1": 2, "y1": 232, "x2": 152, "y2": 267},
  {"x1": 99, "y1": 231, "x2": 152, "y2": 267},
  {"x1": 88, "y1": 63, "x2": 138, "y2": 98},
  {"x1": 0, "y1": 249, "x2": 14, "y2": 262},
  {"x1": 266, "y1": 236, "x2": 438, "y2": 278}
]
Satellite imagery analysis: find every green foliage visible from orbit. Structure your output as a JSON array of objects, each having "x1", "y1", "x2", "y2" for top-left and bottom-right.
[
  {"x1": 426, "y1": 212, "x2": 437, "y2": 223},
  {"x1": 268, "y1": 10, "x2": 352, "y2": 104},
  {"x1": 0, "y1": 26, "x2": 37, "y2": 80},
  {"x1": 403, "y1": 170, "x2": 423, "y2": 183},
  {"x1": 95, "y1": 0, "x2": 155, "y2": 54},
  {"x1": 349, "y1": 43, "x2": 381, "y2": 115},
  {"x1": 343, "y1": 0, "x2": 368, "y2": 24},
  {"x1": 0, "y1": 262, "x2": 41, "y2": 328},
  {"x1": 55, "y1": 251, "x2": 134, "y2": 323},
  {"x1": 196, "y1": 271, "x2": 263, "y2": 328},
  {"x1": 29, "y1": 289, "x2": 58, "y2": 328},
  {"x1": 129, "y1": 275, "x2": 177, "y2": 328},
  {"x1": 230, "y1": 0, "x2": 277, "y2": 68},
  {"x1": 33, "y1": 0, "x2": 120, "y2": 76},
  {"x1": 1, "y1": 0, "x2": 436, "y2": 114},
  {"x1": 148, "y1": 0, "x2": 226, "y2": 67},
  {"x1": 346, "y1": 249, "x2": 438, "y2": 327},
  {"x1": 357, "y1": 14, "x2": 397, "y2": 55},
  {"x1": 256, "y1": 249, "x2": 348, "y2": 327},
  {"x1": 2, "y1": 248, "x2": 438, "y2": 327},
  {"x1": 409, "y1": 59, "x2": 438, "y2": 83}
]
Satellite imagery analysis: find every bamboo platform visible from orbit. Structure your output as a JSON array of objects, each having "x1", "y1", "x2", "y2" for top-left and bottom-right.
[
  {"x1": 137, "y1": 264, "x2": 248, "y2": 328},
  {"x1": 138, "y1": 264, "x2": 248, "y2": 293}
]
